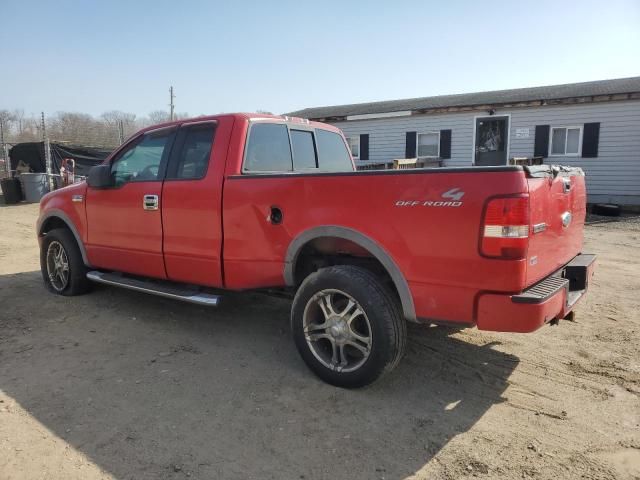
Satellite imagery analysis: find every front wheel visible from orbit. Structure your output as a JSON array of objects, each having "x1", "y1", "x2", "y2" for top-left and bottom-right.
[
  {"x1": 40, "y1": 228, "x2": 91, "y2": 296},
  {"x1": 291, "y1": 265, "x2": 406, "y2": 388}
]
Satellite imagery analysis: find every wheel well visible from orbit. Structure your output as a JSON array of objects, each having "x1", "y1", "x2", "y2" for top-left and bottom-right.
[
  {"x1": 292, "y1": 237, "x2": 401, "y2": 307},
  {"x1": 40, "y1": 216, "x2": 70, "y2": 236},
  {"x1": 38, "y1": 212, "x2": 91, "y2": 267}
]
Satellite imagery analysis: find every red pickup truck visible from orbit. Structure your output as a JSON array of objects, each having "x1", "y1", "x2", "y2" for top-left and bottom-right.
[{"x1": 37, "y1": 113, "x2": 595, "y2": 387}]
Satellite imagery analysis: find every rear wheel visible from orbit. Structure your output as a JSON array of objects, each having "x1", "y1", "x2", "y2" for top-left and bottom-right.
[
  {"x1": 291, "y1": 265, "x2": 406, "y2": 388},
  {"x1": 40, "y1": 228, "x2": 91, "y2": 296}
]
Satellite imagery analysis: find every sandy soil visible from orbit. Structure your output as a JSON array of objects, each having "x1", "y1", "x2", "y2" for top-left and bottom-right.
[{"x1": 0, "y1": 201, "x2": 638, "y2": 480}]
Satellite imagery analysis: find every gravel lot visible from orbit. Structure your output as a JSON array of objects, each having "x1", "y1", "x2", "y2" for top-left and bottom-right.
[{"x1": 0, "y1": 201, "x2": 639, "y2": 480}]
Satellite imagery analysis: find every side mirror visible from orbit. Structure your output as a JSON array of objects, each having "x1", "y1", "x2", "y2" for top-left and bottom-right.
[{"x1": 87, "y1": 164, "x2": 113, "y2": 188}]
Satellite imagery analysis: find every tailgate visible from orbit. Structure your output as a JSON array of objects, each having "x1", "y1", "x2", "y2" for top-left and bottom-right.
[{"x1": 525, "y1": 166, "x2": 587, "y2": 286}]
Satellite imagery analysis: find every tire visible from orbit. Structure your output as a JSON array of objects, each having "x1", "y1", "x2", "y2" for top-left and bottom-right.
[
  {"x1": 40, "y1": 228, "x2": 91, "y2": 296},
  {"x1": 291, "y1": 265, "x2": 407, "y2": 388}
]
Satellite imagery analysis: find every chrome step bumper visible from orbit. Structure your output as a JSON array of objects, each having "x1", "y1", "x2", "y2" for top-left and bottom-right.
[{"x1": 86, "y1": 271, "x2": 221, "y2": 306}]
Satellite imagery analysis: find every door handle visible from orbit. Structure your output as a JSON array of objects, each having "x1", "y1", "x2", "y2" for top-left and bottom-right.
[{"x1": 143, "y1": 194, "x2": 159, "y2": 210}]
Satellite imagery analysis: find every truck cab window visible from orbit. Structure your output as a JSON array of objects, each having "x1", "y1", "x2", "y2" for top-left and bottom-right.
[
  {"x1": 291, "y1": 130, "x2": 317, "y2": 169},
  {"x1": 111, "y1": 131, "x2": 172, "y2": 186},
  {"x1": 315, "y1": 129, "x2": 353, "y2": 171},
  {"x1": 167, "y1": 123, "x2": 216, "y2": 179},
  {"x1": 244, "y1": 123, "x2": 293, "y2": 172}
]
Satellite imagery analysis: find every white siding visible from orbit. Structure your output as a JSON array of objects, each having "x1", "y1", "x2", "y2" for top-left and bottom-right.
[
  {"x1": 332, "y1": 100, "x2": 640, "y2": 204},
  {"x1": 333, "y1": 111, "x2": 475, "y2": 167}
]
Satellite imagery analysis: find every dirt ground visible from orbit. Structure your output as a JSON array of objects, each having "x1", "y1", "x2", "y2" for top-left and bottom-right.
[{"x1": 0, "y1": 201, "x2": 638, "y2": 480}]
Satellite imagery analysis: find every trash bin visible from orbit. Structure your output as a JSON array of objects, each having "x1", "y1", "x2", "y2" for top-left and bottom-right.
[
  {"x1": 0, "y1": 177, "x2": 22, "y2": 204},
  {"x1": 19, "y1": 173, "x2": 49, "y2": 203}
]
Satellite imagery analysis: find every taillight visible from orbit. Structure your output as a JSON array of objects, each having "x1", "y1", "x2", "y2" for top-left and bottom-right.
[{"x1": 481, "y1": 196, "x2": 530, "y2": 259}]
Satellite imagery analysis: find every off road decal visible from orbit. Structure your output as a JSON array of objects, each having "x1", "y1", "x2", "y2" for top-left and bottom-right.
[{"x1": 395, "y1": 188, "x2": 465, "y2": 208}]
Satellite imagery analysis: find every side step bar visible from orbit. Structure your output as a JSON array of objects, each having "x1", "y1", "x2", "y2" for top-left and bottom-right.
[{"x1": 86, "y1": 271, "x2": 221, "y2": 306}]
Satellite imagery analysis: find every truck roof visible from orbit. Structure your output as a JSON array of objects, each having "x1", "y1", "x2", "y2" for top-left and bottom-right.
[{"x1": 136, "y1": 113, "x2": 342, "y2": 136}]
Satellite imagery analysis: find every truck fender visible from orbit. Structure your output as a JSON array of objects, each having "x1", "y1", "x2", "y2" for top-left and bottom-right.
[
  {"x1": 37, "y1": 209, "x2": 91, "y2": 267},
  {"x1": 284, "y1": 226, "x2": 416, "y2": 322}
]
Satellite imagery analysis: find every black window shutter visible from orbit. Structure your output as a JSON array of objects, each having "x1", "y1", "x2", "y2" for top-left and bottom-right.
[
  {"x1": 534, "y1": 125, "x2": 550, "y2": 157},
  {"x1": 582, "y1": 123, "x2": 600, "y2": 158},
  {"x1": 405, "y1": 131, "x2": 417, "y2": 158},
  {"x1": 359, "y1": 134, "x2": 369, "y2": 160},
  {"x1": 439, "y1": 129, "x2": 451, "y2": 159}
]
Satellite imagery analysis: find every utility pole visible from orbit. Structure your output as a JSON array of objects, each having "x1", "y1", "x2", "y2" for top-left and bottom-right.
[
  {"x1": 41, "y1": 112, "x2": 53, "y2": 191},
  {"x1": 0, "y1": 116, "x2": 8, "y2": 176},
  {"x1": 40, "y1": 111, "x2": 46, "y2": 139},
  {"x1": 169, "y1": 86, "x2": 175, "y2": 121},
  {"x1": 118, "y1": 119, "x2": 125, "y2": 145}
]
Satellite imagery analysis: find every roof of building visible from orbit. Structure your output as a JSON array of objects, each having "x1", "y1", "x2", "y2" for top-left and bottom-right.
[{"x1": 286, "y1": 76, "x2": 640, "y2": 120}]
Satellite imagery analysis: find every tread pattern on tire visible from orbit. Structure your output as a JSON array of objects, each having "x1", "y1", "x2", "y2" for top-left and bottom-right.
[
  {"x1": 40, "y1": 228, "x2": 91, "y2": 296},
  {"x1": 291, "y1": 265, "x2": 407, "y2": 388}
]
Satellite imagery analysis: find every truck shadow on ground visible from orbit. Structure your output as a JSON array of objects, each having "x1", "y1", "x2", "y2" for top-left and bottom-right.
[{"x1": 0, "y1": 271, "x2": 519, "y2": 480}]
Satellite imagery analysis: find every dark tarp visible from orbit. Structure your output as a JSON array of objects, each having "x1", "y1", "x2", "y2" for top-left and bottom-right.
[{"x1": 9, "y1": 142, "x2": 113, "y2": 177}]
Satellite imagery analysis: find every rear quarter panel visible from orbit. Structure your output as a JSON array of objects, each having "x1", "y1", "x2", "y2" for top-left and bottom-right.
[{"x1": 222, "y1": 169, "x2": 529, "y2": 324}]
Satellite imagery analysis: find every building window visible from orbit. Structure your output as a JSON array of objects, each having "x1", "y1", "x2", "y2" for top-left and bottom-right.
[
  {"x1": 417, "y1": 132, "x2": 440, "y2": 158},
  {"x1": 346, "y1": 137, "x2": 360, "y2": 159},
  {"x1": 550, "y1": 126, "x2": 582, "y2": 156}
]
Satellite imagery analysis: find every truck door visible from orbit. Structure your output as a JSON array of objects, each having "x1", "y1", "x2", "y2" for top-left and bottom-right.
[
  {"x1": 161, "y1": 120, "x2": 228, "y2": 287},
  {"x1": 85, "y1": 127, "x2": 176, "y2": 278}
]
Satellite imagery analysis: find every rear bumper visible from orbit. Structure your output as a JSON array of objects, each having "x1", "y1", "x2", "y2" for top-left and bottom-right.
[{"x1": 476, "y1": 254, "x2": 596, "y2": 333}]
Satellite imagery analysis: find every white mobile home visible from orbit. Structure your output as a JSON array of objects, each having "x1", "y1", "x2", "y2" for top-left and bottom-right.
[{"x1": 288, "y1": 77, "x2": 640, "y2": 205}]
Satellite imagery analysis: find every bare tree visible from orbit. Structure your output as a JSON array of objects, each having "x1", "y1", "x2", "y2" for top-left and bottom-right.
[
  {"x1": 0, "y1": 108, "x2": 192, "y2": 147},
  {"x1": 0, "y1": 110, "x2": 15, "y2": 135},
  {"x1": 0, "y1": 110, "x2": 13, "y2": 166},
  {"x1": 15, "y1": 116, "x2": 41, "y2": 143},
  {"x1": 101, "y1": 110, "x2": 136, "y2": 127},
  {"x1": 12, "y1": 109, "x2": 26, "y2": 136},
  {"x1": 145, "y1": 110, "x2": 170, "y2": 125},
  {"x1": 101, "y1": 110, "x2": 138, "y2": 140}
]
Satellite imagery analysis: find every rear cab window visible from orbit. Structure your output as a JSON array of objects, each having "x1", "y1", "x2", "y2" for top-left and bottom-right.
[
  {"x1": 290, "y1": 130, "x2": 317, "y2": 169},
  {"x1": 242, "y1": 121, "x2": 353, "y2": 174},
  {"x1": 244, "y1": 123, "x2": 293, "y2": 172},
  {"x1": 315, "y1": 129, "x2": 353, "y2": 172}
]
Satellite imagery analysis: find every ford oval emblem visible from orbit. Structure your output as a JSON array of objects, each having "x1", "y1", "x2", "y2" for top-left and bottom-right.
[{"x1": 561, "y1": 212, "x2": 572, "y2": 228}]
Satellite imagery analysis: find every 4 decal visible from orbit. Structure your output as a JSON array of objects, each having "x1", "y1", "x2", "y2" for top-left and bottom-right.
[{"x1": 441, "y1": 188, "x2": 465, "y2": 201}]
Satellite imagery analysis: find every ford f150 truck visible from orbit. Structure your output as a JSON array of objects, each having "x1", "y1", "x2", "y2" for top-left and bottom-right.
[{"x1": 37, "y1": 113, "x2": 596, "y2": 387}]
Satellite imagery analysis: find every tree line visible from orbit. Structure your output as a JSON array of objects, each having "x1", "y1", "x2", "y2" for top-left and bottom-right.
[{"x1": 0, "y1": 109, "x2": 191, "y2": 149}]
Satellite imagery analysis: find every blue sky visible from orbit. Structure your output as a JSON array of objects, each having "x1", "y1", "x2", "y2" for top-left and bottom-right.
[{"x1": 2, "y1": 0, "x2": 639, "y2": 117}]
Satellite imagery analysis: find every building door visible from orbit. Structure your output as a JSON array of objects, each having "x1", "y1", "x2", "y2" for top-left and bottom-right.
[{"x1": 474, "y1": 116, "x2": 509, "y2": 166}]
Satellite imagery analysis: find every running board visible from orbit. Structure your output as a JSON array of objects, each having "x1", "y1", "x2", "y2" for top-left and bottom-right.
[{"x1": 86, "y1": 271, "x2": 221, "y2": 306}]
